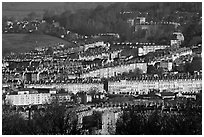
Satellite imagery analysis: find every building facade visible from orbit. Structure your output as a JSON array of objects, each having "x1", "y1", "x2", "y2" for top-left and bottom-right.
[
  {"x1": 6, "y1": 93, "x2": 51, "y2": 106},
  {"x1": 108, "y1": 78, "x2": 202, "y2": 95},
  {"x1": 138, "y1": 45, "x2": 170, "y2": 56},
  {"x1": 81, "y1": 62, "x2": 147, "y2": 78},
  {"x1": 26, "y1": 83, "x2": 104, "y2": 94}
]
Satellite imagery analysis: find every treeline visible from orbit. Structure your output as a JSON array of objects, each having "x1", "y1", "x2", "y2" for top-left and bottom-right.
[
  {"x1": 116, "y1": 106, "x2": 202, "y2": 135},
  {"x1": 41, "y1": 2, "x2": 201, "y2": 42},
  {"x1": 3, "y1": 2, "x2": 201, "y2": 43},
  {"x1": 2, "y1": 103, "x2": 80, "y2": 135},
  {"x1": 2, "y1": 98, "x2": 202, "y2": 135}
]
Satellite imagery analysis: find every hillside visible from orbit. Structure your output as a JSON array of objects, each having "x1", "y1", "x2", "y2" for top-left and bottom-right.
[
  {"x1": 2, "y1": 2, "x2": 113, "y2": 19},
  {"x1": 2, "y1": 33, "x2": 75, "y2": 56}
]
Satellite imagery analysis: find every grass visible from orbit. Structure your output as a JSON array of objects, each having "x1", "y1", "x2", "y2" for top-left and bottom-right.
[{"x1": 2, "y1": 33, "x2": 75, "y2": 56}]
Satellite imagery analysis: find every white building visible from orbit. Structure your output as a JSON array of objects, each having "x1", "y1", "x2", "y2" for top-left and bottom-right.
[
  {"x1": 79, "y1": 50, "x2": 121, "y2": 61},
  {"x1": 136, "y1": 17, "x2": 146, "y2": 24},
  {"x1": 138, "y1": 45, "x2": 170, "y2": 56},
  {"x1": 6, "y1": 93, "x2": 51, "y2": 106},
  {"x1": 79, "y1": 54, "x2": 106, "y2": 61},
  {"x1": 172, "y1": 47, "x2": 193, "y2": 61},
  {"x1": 171, "y1": 39, "x2": 181, "y2": 47},
  {"x1": 84, "y1": 41, "x2": 110, "y2": 51},
  {"x1": 127, "y1": 18, "x2": 135, "y2": 26},
  {"x1": 26, "y1": 83, "x2": 104, "y2": 94},
  {"x1": 173, "y1": 32, "x2": 184, "y2": 42}
]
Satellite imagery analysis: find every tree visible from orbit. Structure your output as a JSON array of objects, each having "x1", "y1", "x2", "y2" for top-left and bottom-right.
[
  {"x1": 2, "y1": 100, "x2": 81, "y2": 135},
  {"x1": 38, "y1": 22, "x2": 50, "y2": 33},
  {"x1": 2, "y1": 109, "x2": 31, "y2": 135},
  {"x1": 88, "y1": 87, "x2": 99, "y2": 96},
  {"x1": 156, "y1": 67, "x2": 164, "y2": 75},
  {"x1": 27, "y1": 12, "x2": 38, "y2": 21},
  {"x1": 43, "y1": 10, "x2": 57, "y2": 24},
  {"x1": 82, "y1": 111, "x2": 102, "y2": 134},
  {"x1": 189, "y1": 36, "x2": 202, "y2": 46},
  {"x1": 182, "y1": 23, "x2": 202, "y2": 47},
  {"x1": 183, "y1": 57, "x2": 202, "y2": 74},
  {"x1": 116, "y1": 108, "x2": 202, "y2": 135},
  {"x1": 190, "y1": 57, "x2": 202, "y2": 72},
  {"x1": 45, "y1": 47, "x2": 53, "y2": 55},
  {"x1": 31, "y1": 103, "x2": 79, "y2": 135},
  {"x1": 2, "y1": 16, "x2": 8, "y2": 29},
  {"x1": 59, "y1": 10, "x2": 72, "y2": 28},
  {"x1": 133, "y1": 68, "x2": 143, "y2": 75},
  {"x1": 147, "y1": 65, "x2": 157, "y2": 74},
  {"x1": 116, "y1": 109, "x2": 147, "y2": 134}
]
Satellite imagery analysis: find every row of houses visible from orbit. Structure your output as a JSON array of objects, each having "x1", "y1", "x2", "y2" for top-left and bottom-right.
[
  {"x1": 108, "y1": 78, "x2": 202, "y2": 95},
  {"x1": 5, "y1": 87, "x2": 106, "y2": 106},
  {"x1": 83, "y1": 41, "x2": 110, "y2": 51},
  {"x1": 138, "y1": 45, "x2": 170, "y2": 56},
  {"x1": 26, "y1": 83, "x2": 104, "y2": 94},
  {"x1": 79, "y1": 50, "x2": 121, "y2": 61},
  {"x1": 81, "y1": 62, "x2": 147, "y2": 78},
  {"x1": 24, "y1": 75, "x2": 202, "y2": 95},
  {"x1": 21, "y1": 77, "x2": 202, "y2": 96}
]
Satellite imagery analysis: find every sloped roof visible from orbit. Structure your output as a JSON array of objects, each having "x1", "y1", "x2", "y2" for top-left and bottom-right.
[{"x1": 135, "y1": 94, "x2": 162, "y2": 100}]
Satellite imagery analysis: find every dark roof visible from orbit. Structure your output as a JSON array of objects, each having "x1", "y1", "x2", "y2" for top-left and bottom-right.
[
  {"x1": 161, "y1": 92, "x2": 176, "y2": 96},
  {"x1": 182, "y1": 92, "x2": 197, "y2": 95}
]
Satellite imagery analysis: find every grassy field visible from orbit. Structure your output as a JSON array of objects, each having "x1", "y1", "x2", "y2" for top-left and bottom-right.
[{"x1": 2, "y1": 33, "x2": 75, "y2": 56}]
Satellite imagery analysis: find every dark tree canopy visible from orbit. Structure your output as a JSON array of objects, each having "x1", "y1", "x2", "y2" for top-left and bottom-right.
[
  {"x1": 116, "y1": 108, "x2": 202, "y2": 135},
  {"x1": 2, "y1": 102, "x2": 80, "y2": 135}
]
